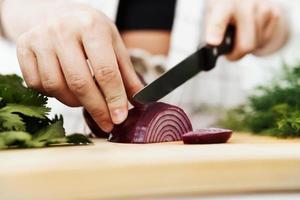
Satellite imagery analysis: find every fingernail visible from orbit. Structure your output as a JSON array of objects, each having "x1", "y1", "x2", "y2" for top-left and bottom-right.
[{"x1": 112, "y1": 109, "x2": 127, "y2": 124}]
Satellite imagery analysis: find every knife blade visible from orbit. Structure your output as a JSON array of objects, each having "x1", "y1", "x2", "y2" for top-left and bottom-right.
[{"x1": 133, "y1": 25, "x2": 235, "y2": 104}]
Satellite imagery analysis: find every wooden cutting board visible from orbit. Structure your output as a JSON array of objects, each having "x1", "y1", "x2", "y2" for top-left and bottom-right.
[{"x1": 1, "y1": 133, "x2": 300, "y2": 200}]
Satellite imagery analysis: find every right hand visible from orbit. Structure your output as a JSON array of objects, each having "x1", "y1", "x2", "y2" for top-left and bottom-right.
[
  {"x1": 16, "y1": 5, "x2": 143, "y2": 132},
  {"x1": 205, "y1": 0, "x2": 289, "y2": 60}
]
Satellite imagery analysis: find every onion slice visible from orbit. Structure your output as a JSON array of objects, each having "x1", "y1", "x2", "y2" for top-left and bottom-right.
[
  {"x1": 109, "y1": 102, "x2": 193, "y2": 143},
  {"x1": 182, "y1": 128, "x2": 232, "y2": 144}
]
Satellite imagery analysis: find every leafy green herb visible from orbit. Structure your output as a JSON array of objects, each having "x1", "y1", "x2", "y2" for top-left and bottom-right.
[
  {"x1": 0, "y1": 74, "x2": 92, "y2": 149},
  {"x1": 218, "y1": 62, "x2": 300, "y2": 138},
  {"x1": 0, "y1": 103, "x2": 49, "y2": 131},
  {"x1": 0, "y1": 131, "x2": 32, "y2": 148},
  {"x1": 66, "y1": 134, "x2": 92, "y2": 145}
]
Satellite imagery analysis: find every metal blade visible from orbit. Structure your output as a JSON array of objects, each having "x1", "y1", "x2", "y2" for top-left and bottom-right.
[{"x1": 133, "y1": 46, "x2": 217, "y2": 104}]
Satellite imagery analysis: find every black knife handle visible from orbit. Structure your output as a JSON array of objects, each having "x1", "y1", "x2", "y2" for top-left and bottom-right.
[
  {"x1": 207, "y1": 25, "x2": 235, "y2": 57},
  {"x1": 217, "y1": 25, "x2": 235, "y2": 55},
  {"x1": 199, "y1": 25, "x2": 235, "y2": 71}
]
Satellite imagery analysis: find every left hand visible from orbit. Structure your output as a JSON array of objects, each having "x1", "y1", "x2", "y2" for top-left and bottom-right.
[{"x1": 205, "y1": 0, "x2": 289, "y2": 60}]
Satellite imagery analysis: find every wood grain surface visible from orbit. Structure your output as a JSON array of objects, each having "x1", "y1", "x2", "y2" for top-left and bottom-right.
[{"x1": 1, "y1": 133, "x2": 300, "y2": 200}]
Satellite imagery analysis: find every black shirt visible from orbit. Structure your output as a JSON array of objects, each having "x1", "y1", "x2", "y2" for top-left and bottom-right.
[{"x1": 116, "y1": 0, "x2": 177, "y2": 31}]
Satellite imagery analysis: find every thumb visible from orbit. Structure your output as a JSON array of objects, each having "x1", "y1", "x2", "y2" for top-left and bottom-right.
[{"x1": 205, "y1": 2, "x2": 233, "y2": 45}]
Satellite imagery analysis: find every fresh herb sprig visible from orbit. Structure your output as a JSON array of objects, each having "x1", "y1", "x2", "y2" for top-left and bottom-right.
[
  {"x1": 218, "y1": 63, "x2": 300, "y2": 138},
  {"x1": 0, "y1": 74, "x2": 91, "y2": 149}
]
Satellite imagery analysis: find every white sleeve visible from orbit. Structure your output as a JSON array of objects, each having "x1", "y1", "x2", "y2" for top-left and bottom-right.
[
  {"x1": 71, "y1": 0, "x2": 119, "y2": 21},
  {"x1": 271, "y1": 0, "x2": 300, "y2": 63}
]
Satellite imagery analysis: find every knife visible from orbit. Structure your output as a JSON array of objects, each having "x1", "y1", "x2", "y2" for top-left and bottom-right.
[{"x1": 133, "y1": 25, "x2": 235, "y2": 104}]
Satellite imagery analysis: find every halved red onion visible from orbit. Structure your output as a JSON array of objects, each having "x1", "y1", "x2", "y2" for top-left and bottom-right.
[
  {"x1": 183, "y1": 128, "x2": 232, "y2": 144},
  {"x1": 109, "y1": 102, "x2": 193, "y2": 143}
]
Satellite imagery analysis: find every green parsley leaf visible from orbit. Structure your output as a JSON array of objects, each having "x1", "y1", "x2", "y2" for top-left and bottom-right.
[
  {"x1": 0, "y1": 74, "x2": 92, "y2": 149},
  {"x1": 32, "y1": 117, "x2": 65, "y2": 142},
  {"x1": 0, "y1": 74, "x2": 47, "y2": 106},
  {"x1": 66, "y1": 133, "x2": 92, "y2": 145},
  {"x1": 219, "y1": 62, "x2": 300, "y2": 138},
  {"x1": 0, "y1": 103, "x2": 49, "y2": 131},
  {"x1": 0, "y1": 131, "x2": 32, "y2": 148}
]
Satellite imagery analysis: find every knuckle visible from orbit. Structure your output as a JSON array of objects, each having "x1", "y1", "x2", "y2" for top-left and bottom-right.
[
  {"x1": 25, "y1": 29, "x2": 41, "y2": 41},
  {"x1": 18, "y1": 28, "x2": 51, "y2": 54},
  {"x1": 49, "y1": 19, "x2": 73, "y2": 40},
  {"x1": 81, "y1": 12, "x2": 100, "y2": 30},
  {"x1": 271, "y1": 7, "x2": 281, "y2": 20},
  {"x1": 25, "y1": 78, "x2": 41, "y2": 89},
  {"x1": 68, "y1": 74, "x2": 89, "y2": 95},
  {"x1": 82, "y1": 13, "x2": 112, "y2": 36},
  {"x1": 16, "y1": 35, "x2": 33, "y2": 56},
  {"x1": 47, "y1": 23, "x2": 59, "y2": 37},
  {"x1": 30, "y1": 40, "x2": 53, "y2": 56},
  {"x1": 94, "y1": 65, "x2": 118, "y2": 84},
  {"x1": 56, "y1": 19, "x2": 70, "y2": 31},
  {"x1": 260, "y1": 5, "x2": 271, "y2": 15},
  {"x1": 16, "y1": 34, "x2": 29, "y2": 49},
  {"x1": 42, "y1": 78, "x2": 61, "y2": 93},
  {"x1": 16, "y1": 45, "x2": 31, "y2": 59},
  {"x1": 106, "y1": 93, "x2": 123, "y2": 105},
  {"x1": 33, "y1": 41, "x2": 53, "y2": 56},
  {"x1": 35, "y1": 46, "x2": 53, "y2": 57}
]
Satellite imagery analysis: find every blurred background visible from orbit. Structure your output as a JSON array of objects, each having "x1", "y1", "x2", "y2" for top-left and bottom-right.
[{"x1": 0, "y1": 0, "x2": 299, "y2": 133}]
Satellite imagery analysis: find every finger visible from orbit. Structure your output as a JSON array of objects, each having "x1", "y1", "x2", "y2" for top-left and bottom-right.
[
  {"x1": 16, "y1": 37, "x2": 43, "y2": 91},
  {"x1": 253, "y1": 7, "x2": 280, "y2": 56},
  {"x1": 81, "y1": 30, "x2": 128, "y2": 124},
  {"x1": 113, "y1": 30, "x2": 144, "y2": 102},
  {"x1": 32, "y1": 44, "x2": 81, "y2": 107},
  {"x1": 205, "y1": 1, "x2": 233, "y2": 45},
  {"x1": 255, "y1": 2, "x2": 273, "y2": 49},
  {"x1": 262, "y1": 6, "x2": 280, "y2": 45},
  {"x1": 227, "y1": 3, "x2": 257, "y2": 60},
  {"x1": 53, "y1": 34, "x2": 113, "y2": 132}
]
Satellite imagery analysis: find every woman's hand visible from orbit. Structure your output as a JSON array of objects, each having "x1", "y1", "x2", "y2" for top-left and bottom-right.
[
  {"x1": 205, "y1": 0, "x2": 289, "y2": 60},
  {"x1": 15, "y1": 5, "x2": 143, "y2": 132}
]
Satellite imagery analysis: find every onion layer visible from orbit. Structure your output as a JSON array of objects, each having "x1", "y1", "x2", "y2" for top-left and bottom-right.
[
  {"x1": 182, "y1": 128, "x2": 232, "y2": 144},
  {"x1": 109, "y1": 102, "x2": 193, "y2": 143}
]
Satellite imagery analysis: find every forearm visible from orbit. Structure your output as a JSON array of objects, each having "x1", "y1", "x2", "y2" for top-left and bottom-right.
[{"x1": 1, "y1": 0, "x2": 82, "y2": 41}]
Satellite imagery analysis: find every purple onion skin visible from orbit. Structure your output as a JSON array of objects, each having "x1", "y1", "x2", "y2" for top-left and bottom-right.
[
  {"x1": 183, "y1": 128, "x2": 232, "y2": 144},
  {"x1": 83, "y1": 109, "x2": 109, "y2": 138},
  {"x1": 109, "y1": 102, "x2": 193, "y2": 143}
]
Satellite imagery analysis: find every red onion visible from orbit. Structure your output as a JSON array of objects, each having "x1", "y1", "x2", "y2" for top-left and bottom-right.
[
  {"x1": 182, "y1": 128, "x2": 232, "y2": 144},
  {"x1": 109, "y1": 102, "x2": 193, "y2": 143}
]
